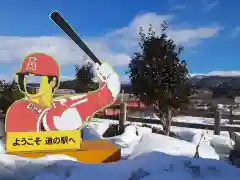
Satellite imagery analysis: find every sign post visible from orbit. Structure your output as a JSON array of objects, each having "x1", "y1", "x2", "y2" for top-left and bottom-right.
[
  {"x1": 6, "y1": 130, "x2": 121, "y2": 163},
  {"x1": 6, "y1": 130, "x2": 81, "y2": 153}
]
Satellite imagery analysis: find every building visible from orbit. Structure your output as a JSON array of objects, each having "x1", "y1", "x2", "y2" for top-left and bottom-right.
[
  {"x1": 96, "y1": 93, "x2": 158, "y2": 119},
  {"x1": 54, "y1": 89, "x2": 76, "y2": 96},
  {"x1": 26, "y1": 84, "x2": 75, "y2": 96}
]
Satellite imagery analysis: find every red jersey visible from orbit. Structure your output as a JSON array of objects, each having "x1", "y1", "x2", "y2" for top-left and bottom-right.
[{"x1": 5, "y1": 84, "x2": 114, "y2": 132}]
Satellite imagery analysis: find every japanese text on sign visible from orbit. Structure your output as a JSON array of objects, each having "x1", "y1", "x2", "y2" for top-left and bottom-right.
[
  {"x1": 13, "y1": 136, "x2": 76, "y2": 146},
  {"x1": 6, "y1": 130, "x2": 81, "y2": 152}
]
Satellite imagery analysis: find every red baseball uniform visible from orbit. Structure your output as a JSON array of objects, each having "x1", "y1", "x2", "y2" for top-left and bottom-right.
[{"x1": 5, "y1": 84, "x2": 114, "y2": 132}]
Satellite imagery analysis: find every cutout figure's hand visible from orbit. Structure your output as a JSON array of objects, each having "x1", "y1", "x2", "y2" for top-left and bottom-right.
[{"x1": 94, "y1": 62, "x2": 120, "y2": 98}]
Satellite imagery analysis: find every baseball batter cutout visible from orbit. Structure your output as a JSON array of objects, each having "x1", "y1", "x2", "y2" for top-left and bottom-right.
[{"x1": 5, "y1": 53, "x2": 120, "y2": 133}]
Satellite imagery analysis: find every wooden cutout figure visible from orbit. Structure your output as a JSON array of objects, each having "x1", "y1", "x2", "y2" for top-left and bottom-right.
[{"x1": 5, "y1": 53, "x2": 120, "y2": 132}]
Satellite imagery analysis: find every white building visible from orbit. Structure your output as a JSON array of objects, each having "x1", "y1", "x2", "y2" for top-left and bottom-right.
[{"x1": 27, "y1": 84, "x2": 75, "y2": 96}]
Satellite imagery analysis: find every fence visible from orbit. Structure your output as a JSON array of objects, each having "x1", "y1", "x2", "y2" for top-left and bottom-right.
[{"x1": 95, "y1": 102, "x2": 240, "y2": 136}]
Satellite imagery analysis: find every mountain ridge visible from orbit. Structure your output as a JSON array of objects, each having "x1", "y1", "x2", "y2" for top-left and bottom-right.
[{"x1": 26, "y1": 75, "x2": 240, "y2": 98}]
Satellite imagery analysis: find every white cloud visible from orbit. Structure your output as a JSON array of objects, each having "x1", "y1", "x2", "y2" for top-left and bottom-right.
[
  {"x1": 191, "y1": 70, "x2": 240, "y2": 77},
  {"x1": 202, "y1": 0, "x2": 219, "y2": 12},
  {"x1": 101, "y1": 13, "x2": 173, "y2": 51},
  {"x1": 168, "y1": 26, "x2": 221, "y2": 45},
  {"x1": 0, "y1": 12, "x2": 222, "y2": 83},
  {"x1": 0, "y1": 36, "x2": 131, "y2": 66},
  {"x1": 102, "y1": 13, "x2": 221, "y2": 50},
  {"x1": 0, "y1": 13, "x2": 221, "y2": 65}
]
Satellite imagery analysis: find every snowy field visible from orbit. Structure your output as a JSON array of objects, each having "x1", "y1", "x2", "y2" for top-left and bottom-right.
[
  {"x1": 88, "y1": 116, "x2": 235, "y2": 160},
  {"x1": 0, "y1": 116, "x2": 239, "y2": 180}
]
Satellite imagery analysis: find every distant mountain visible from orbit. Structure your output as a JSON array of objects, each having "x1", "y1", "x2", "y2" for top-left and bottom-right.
[
  {"x1": 191, "y1": 76, "x2": 235, "y2": 89},
  {"x1": 27, "y1": 80, "x2": 134, "y2": 93},
  {"x1": 190, "y1": 75, "x2": 206, "y2": 85},
  {"x1": 26, "y1": 83, "x2": 40, "y2": 88},
  {"x1": 191, "y1": 75, "x2": 240, "y2": 98},
  {"x1": 217, "y1": 77, "x2": 240, "y2": 90},
  {"x1": 26, "y1": 75, "x2": 240, "y2": 98},
  {"x1": 190, "y1": 75, "x2": 240, "y2": 90}
]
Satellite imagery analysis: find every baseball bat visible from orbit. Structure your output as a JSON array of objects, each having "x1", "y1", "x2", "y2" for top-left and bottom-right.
[{"x1": 49, "y1": 11, "x2": 101, "y2": 65}]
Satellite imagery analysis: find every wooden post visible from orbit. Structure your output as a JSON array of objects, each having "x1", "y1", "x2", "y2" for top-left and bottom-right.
[
  {"x1": 0, "y1": 117, "x2": 4, "y2": 140},
  {"x1": 214, "y1": 110, "x2": 221, "y2": 135},
  {"x1": 104, "y1": 109, "x2": 108, "y2": 116},
  {"x1": 121, "y1": 90, "x2": 124, "y2": 102},
  {"x1": 81, "y1": 129, "x2": 84, "y2": 140},
  {"x1": 119, "y1": 102, "x2": 127, "y2": 133},
  {"x1": 228, "y1": 105, "x2": 234, "y2": 140}
]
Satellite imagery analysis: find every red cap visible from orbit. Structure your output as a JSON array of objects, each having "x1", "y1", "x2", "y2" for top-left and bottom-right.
[{"x1": 17, "y1": 53, "x2": 60, "y2": 77}]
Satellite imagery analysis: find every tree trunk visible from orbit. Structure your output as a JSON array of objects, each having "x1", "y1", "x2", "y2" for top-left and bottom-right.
[
  {"x1": 162, "y1": 108, "x2": 173, "y2": 136},
  {"x1": 161, "y1": 115, "x2": 167, "y2": 134}
]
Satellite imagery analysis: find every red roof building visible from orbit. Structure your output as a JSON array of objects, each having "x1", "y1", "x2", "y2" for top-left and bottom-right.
[{"x1": 96, "y1": 93, "x2": 147, "y2": 116}]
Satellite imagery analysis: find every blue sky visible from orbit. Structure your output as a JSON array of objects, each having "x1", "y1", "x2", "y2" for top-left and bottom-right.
[{"x1": 0, "y1": 0, "x2": 240, "y2": 83}]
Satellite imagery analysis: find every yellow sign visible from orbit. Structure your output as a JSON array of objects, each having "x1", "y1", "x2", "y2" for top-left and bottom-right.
[{"x1": 6, "y1": 130, "x2": 81, "y2": 153}]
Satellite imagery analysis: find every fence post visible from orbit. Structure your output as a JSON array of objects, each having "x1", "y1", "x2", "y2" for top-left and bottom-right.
[
  {"x1": 214, "y1": 110, "x2": 221, "y2": 135},
  {"x1": 228, "y1": 105, "x2": 234, "y2": 140},
  {"x1": 119, "y1": 102, "x2": 127, "y2": 133},
  {"x1": 104, "y1": 109, "x2": 108, "y2": 116},
  {"x1": 121, "y1": 90, "x2": 124, "y2": 102}
]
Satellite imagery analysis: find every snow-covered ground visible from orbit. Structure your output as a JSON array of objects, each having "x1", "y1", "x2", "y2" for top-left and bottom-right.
[
  {"x1": 172, "y1": 116, "x2": 230, "y2": 125},
  {"x1": 86, "y1": 118, "x2": 235, "y2": 160},
  {"x1": 0, "y1": 116, "x2": 239, "y2": 180},
  {"x1": 1, "y1": 149, "x2": 240, "y2": 180}
]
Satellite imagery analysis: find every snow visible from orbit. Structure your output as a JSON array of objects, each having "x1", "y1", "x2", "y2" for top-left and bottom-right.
[
  {"x1": 83, "y1": 117, "x2": 235, "y2": 159},
  {"x1": 0, "y1": 151, "x2": 238, "y2": 180},
  {"x1": 0, "y1": 140, "x2": 239, "y2": 180},
  {"x1": 130, "y1": 133, "x2": 219, "y2": 160},
  {"x1": 210, "y1": 136, "x2": 234, "y2": 157},
  {"x1": 172, "y1": 116, "x2": 230, "y2": 125},
  {"x1": 82, "y1": 125, "x2": 103, "y2": 140},
  {"x1": 171, "y1": 127, "x2": 234, "y2": 159},
  {"x1": 173, "y1": 128, "x2": 203, "y2": 144},
  {"x1": 80, "y1": 118, "x2": 234, "y2": 161},
  {"x1": 107, "y1": 126, "x2": 149, "y2": 159},
  {"x1": 234, "y1": 132, "x2": 240, "y2": 149},
  {"x1": 0, "y1": 116, "x2": 239, "y2": 179}
]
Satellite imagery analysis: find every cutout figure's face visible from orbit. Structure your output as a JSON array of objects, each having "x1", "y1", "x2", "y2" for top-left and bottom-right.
[{"x1": 24, "y1": 74, "x2": 56, "y2": 108}]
